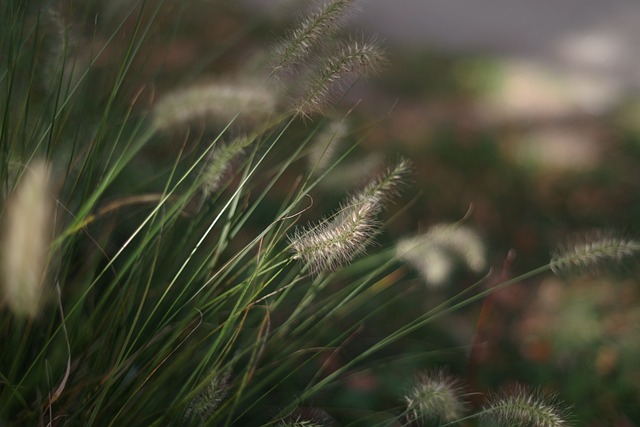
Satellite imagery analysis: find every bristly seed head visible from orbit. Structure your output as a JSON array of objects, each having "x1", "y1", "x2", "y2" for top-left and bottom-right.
[
  {"x1": 403, "y1": 369, "x2": 468, "y2": 425},
  {"x1": 290, "y1": 159, "x2": 411, "y2": 274},
  {"x1": 550, "y1": 231, "x2": 640, "y2": 276},
  {"x1": 481, "y1": 386, "x2": 573, "y2": 427},
  {"x1": 184, "y1": 370, "x2": 231, "y2": 422},
  {"x1": 294, "y1": 39, "x2": 385, "y2": 116},
  {"x1": 272, "y1": 0, "x2": 359, "y2": 76}
]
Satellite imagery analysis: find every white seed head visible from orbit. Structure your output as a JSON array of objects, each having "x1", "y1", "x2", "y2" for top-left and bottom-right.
[
  {"x1": 481, "y1": 386, "x2": 572, "y2": 427},
  {"x1": 1, "y1": 161, "x2": 54, "y2": 318},
  {"x1": 290, "y1": 197, "x2": 380, "y2": 274},
  {"x1": 272, "y1": 0, "x2": 358, "y2": 75},
  {"x1": 403, "y1": 369, "x2": 467, "y2": 425},
  {"x1": 550, "y1": 231, "x2": 640, "y2": 276},
  {"x1": 397, "y1": 224, "x2": 487, "y2": 288},
  {"x1": 152, "y1": 79, "x2": 279, "y2": 131},
  {"x1": 294, "y1": 39, "x2": 385, "y2": 116},
  {"x1": 290, "y1": 159, "x2": 411, "y2": 274}
]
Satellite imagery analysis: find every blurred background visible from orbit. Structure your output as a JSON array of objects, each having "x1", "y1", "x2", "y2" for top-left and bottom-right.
[
  {"x1": 238, "y1": 1, "x2": 640, "y2": 425},
  {"x1": 95, "y1": 0, "x2": 640, "y2": 424}
]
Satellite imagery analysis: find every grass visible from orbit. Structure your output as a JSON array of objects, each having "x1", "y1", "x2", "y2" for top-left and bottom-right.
[{"x1": 1, "y1": 1, "x2": 639, "y2": 426}]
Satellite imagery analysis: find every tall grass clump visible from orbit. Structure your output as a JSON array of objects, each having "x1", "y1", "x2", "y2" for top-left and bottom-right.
[
  {"x1": 0, "y1": 0, "x2": 408, "y2": 424},
  {"x1": 1, "y1": 0, "x2": 638, "y2": 426}
]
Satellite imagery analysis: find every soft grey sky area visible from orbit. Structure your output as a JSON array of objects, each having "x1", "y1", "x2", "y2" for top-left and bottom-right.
[{"x1": 243, "y1": 0, "x2": 640, "y2": 110}]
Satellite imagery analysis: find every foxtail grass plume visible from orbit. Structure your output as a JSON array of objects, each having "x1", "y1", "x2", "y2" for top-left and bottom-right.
[
  {"x1": 307, "y1": 119, "x2": 349, "y2": 175},
  {"x1": 294, "y1": 39, "x2": 385, "y2": 116},
  {"x1": 1, "y1": 161, "x2": 54, "y2": 318},
  {"x1": 184, "y1": 370, "x2": 231, "y2": 422},
  {"x1": 290, "y1": 159, "x2": 411, "y2": 274},
  {"x1": 403, "y1": 369, "x2": 467, "y2": 426},
  {"x1": 480, "y1": 386, "x2": 572, "y2": 427},
  {"x1": 272, "y1": 0, "x2": 358, "y2": 75},
  {"x1": 397, "y1": 224, "x2": 487, "y2": 288},
  {"x1": 151, "y1": 79, "x2": 279, "y2": 131},
  {"x1": 200, "y1": 136, "x2": 252, "y2": 199},
  {"x1": 550, "y1": 231, "x2": 640, "y2": 276}
]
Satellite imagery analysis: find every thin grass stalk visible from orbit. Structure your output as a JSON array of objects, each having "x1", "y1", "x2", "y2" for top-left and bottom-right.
[
  {"x1": 273, "y1": 254, "x2": 393, "y2": 346},
  {"x1": 207, "y1": 145, "x2": 257, "y2": 272},
  {"x1": 7, "y1": 121, "x2": 228, "y2": 411},
  {"x1": 296, "y1": 263, "x2": 552, "y2": 404},
  {"x1": 155, "y1": 116, "x2": 298, "y2": 326},
  {"x1": 24, "y1": 0, "x2": 150, "y2": 172},
  {"x1": 84, "y1": 137, "x2": 194, "y2": 418}
]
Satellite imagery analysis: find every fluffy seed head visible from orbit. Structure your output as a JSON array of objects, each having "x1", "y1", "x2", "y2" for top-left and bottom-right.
[
  {"x1": 1, "y1": 161, "x2": 54, "y2": 318},
  {"x1": 272, "y1": 0, "x2": 358, "y2": 75},
  {"x1": 290, "y1": 197, "x2": 380, "y2": 274},
  {"x1": 403, "y1": 369, "x2": 467, "y2": 425},
  {"x1": 294, "y1": 39, "x2": 385, "y2": 116},
  {"x1": 354, "y1": 158, "x2": 412, "y2": 206},
  {"x1": 185, "y1": 370, "x2": 231, "y2": 422},
  {"x1": 481, "y1": 386, "x2": 572, "y2": 427},
  {"x1": 550, "y1": 231, "x2": 640, "y2": 276},
  {"x1": 397, "y1": 224, "x2": 487, "y2": 288},
  {"x1": 152, "y1": 79, "x2": 279, "y2": 131},
  {"x1": 290, "y1": 159, "x2": 411, "y2": 274}
]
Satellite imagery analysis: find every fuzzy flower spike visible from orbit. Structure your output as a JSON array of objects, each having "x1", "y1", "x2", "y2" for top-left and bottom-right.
[
  {"x1": 403, "y1": 369, "x2": 467, "y2": 426},
  {"x1": 550, "y1": 231, "x2": 640, "y2": 276},
  {"x1": 151, "y1": 79, "x2": 279, "y2": 131},
  {"x1": 480, "y1": 386, "x2": 573, "y2": 427},
  {"x1": 397, "y1": 223, "x2": 487, "y2": 288},
  {"x1": 290, "y1": 159, "x2": 411, "y2": 274},
  {"x1": 1, "y1": 161, "x2": 54, "y2": 318},
  {"x1": 272, "y1": 0, "x2": 358, "y2": 75},
  {"x1": 294, "y1": 38, "x2": 385, "y2": 116}
]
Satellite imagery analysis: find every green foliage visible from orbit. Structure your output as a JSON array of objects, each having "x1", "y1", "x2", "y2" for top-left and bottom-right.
[{"x1": 1, "y1": 1, "x2": 638, "y2": 426}]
